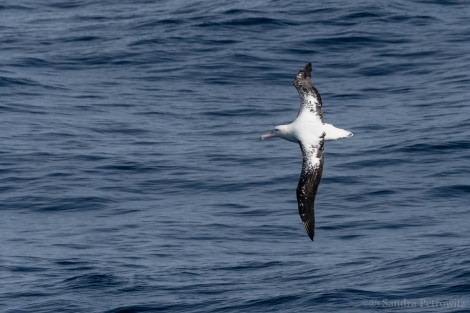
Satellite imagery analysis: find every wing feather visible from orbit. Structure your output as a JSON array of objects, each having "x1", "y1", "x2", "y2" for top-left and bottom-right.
[
  {"x1": 296, "y1": 136, "x2": 325, "y2": 240},
  {"x1": 293, "y1": 63, "x2": 323, "y2": 121}
]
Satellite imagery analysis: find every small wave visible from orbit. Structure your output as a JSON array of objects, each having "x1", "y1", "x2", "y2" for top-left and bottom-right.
[
  {"x1": 24, "y1": 196, "x2": 113, "y2": 212},
  {"x1": 399, "y1": 140, "x2": 470, "y2": 154},
  {"x1": 0, "y1": 76, "x2": 41, "y2": 87},
  {"x1": 427, "y1": 184, "x2": 470, "y2": 198},
  {"x1": 62, "y1": 273, "x2": 125, "y2": 290},
  {"x1": 198, "y1": 16, "x2": 294, "y2": 28}
]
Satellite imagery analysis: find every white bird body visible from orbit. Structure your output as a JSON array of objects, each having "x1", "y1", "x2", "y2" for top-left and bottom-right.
[{"x1": 273, "y1": 118, "x2": 351, "y2": 144}]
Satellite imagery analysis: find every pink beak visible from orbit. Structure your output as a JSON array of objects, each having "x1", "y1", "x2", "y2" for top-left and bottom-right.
[{"x1": 260, "y1": 131, "x2": 274, "y2": 140}]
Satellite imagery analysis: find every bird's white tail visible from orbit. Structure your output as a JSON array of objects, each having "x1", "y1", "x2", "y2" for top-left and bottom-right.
[{"x1": 322, "y1": 123, "x2": 353, "y2": 141}]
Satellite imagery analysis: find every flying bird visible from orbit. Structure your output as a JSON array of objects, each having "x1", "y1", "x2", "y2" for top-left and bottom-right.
[{"x1": 260, "y1": 63, "x2": 353, "y2": 240}]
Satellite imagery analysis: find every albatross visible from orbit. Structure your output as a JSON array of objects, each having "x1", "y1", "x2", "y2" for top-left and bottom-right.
[{"x1": 260, "y1": 63, "x2": 353, "y2": 240}]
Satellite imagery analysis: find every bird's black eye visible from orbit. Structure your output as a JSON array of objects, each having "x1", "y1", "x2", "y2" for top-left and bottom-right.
[{"x1": 275, "y1": 128, "x2": 279, "y2": 131}]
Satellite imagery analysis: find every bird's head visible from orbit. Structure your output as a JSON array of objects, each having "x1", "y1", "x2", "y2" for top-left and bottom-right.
[{"x1": 260, "y1": 125, "x2": 289, "y2": 141}]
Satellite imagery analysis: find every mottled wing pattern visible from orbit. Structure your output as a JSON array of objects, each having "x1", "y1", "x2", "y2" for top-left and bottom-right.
[
  {"x1": 296, "y1": 136, "x2": 325, "y2": 240},
  {"x1": 293, "y1": 63, "x2": 323, "y2": 121}
]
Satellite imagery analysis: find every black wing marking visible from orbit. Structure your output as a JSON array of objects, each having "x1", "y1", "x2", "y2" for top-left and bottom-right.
[
  {"x1": 293, "y1": 63, "x2": 323, "y2": 121},
  {"x1": 296, "y1": 136, "x2": 325, "y2": 240}
]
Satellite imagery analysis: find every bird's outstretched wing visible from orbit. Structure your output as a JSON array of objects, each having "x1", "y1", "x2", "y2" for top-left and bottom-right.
[
  {"x1": 293, "y1": 63, "x2": 323, "y2": 121},
  {"x1": 296, "y1": 136, "x2": 325, "y2": 240}
]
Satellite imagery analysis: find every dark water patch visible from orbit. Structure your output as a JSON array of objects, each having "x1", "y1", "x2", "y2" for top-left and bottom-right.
[
  {"x1": 311, "y1": 35, "x2": 409, "y2": 48},
  {"x1": 29, "y1": 196, "x2": 113, "y2": 212},
  {"x1": 343, "y1": 12, "x2": 381, "y2": 20},
  {"x1": 3, "y1": 300, "x2": 86, "y2": 313},
  {"x1": 73, "y1": 14, "x2": 112, "y2": 22},
  {"x1": 399, "y1": 140, "x2": 470, "y2": 154},
  {"x1": 413, "y1": 0, "x2": 466, "y2": 5},
  {"x1": 214, "y1": 202, "x2": 250, "y2": 209},
  {"x1": 0, "y1": 5, "x2": 34, "y2": 12},
  {"x1": 357, "y1": 62, "x2": 416, "y2": 77},
  {"x1": 453, "y1": 270, "x2": 470, "y2": 279},
  {"x1": 4, "y1": 265, "x2": 46, "y2": 273},
  {"x1": 130, "y1": 17, "x2": 188, "y2": 31},
  {"x1": 217, "y1": 207, "x2": 268, "y2": 218},
  {"x1": 323, "y1": 175, "x2": 363, "y2": 185},
  {"x1": 105, "y1": 305, "x2": 155, "y2": 313},
  {"x1": 222, "y1": 8, "x2": 262, "y2": 16},
  {"x1": 96, "y1": 162, "x2": 157, "y2": 173},
  {"x1": 216, "y1": 260, "x2": 283, "y2": 272},
  {"x1": 129, "y1": 37, "x2": 171, "y2": 47},
  {"x1": 320, "y1": 216, "x2": 435, "y2": 233},
  {"x1": 8, "y1": 57, "x2": 54, "y2": 68},
  {"x1": 1, "y1": 291, "x2": 50, "y2": 299},
  {"x1": 329, "y1": 92, "x2": 367, "y2": 100},
  {"x1": 104, "y1": 303, "x2": 204, "y2": 313},
  {"x1": 335, "y1": 234, "x2": 365, "y2": 240},
  {"x1": 61, "y1": 35, "x2": 102, "y2": 43},
  {"x1": 343, "y1": 157, "x2": 407, "y2": 169},
  {"x1": 427, "y1": 184, "x2": 470, "y2": 198},
  {"x1": 44, "y1": 1, "x2": 87, "y2": 9},
  {"x1": 364, "y1": 189, "x2": 398, "y2": 196},
  {"x1": 201, "y1": 180, "x2": 268, "y2": 193},
  {"x1": 54, "y1": 259, "x2": 93, "y2": 267},
  {"x1": 442, "y1": 74, "x2": 470, "y2": 88},
  {"x1": 197, "y1": 16, "x2": 294, "y2": 28},
  {"x1": 378, "y1": 49, "x2": 439, "y2": 58},
  {"x1": 203, "y1": 107, "x2": 266, "y2": 117},
  {"x1": 0, "y1": 76, "x2": 41, "y2": 87},
  {"x1": 63, "y1": 273, "x2": 125, "y2": 290},
  {"x1": 219, "y1": 294, "x2": 301, "y2": 312},
  {"x1": 445, "y1": 283, "x2": 470, "y2": 294},
  {"x1": 423, "y1": 231, "x2": 461, "y2": 238},
  {"x1": 70, "y1": 154, "x2": 110, "y2": 162},
  {"x1": 90, "y1": 126, "x2": 150, "y2": 136}
]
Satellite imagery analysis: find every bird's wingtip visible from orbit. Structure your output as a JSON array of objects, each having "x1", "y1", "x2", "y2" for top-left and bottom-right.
[
  {"x1": 296, "y1": 62, "x2": 312, "y2": 81},
  {"x1": 303, "y1": 222, "x2": 315, "y2": 241}
]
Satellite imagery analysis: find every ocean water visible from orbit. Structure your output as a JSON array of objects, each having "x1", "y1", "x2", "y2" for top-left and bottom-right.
[{"x1": 1, "y1": 0, "x2": 470, "y2": 312}]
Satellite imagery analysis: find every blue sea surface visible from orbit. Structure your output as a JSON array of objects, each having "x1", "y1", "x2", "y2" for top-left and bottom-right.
[{"x1": 1, "y1": 0, "x2": 470, "y2": 312}]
